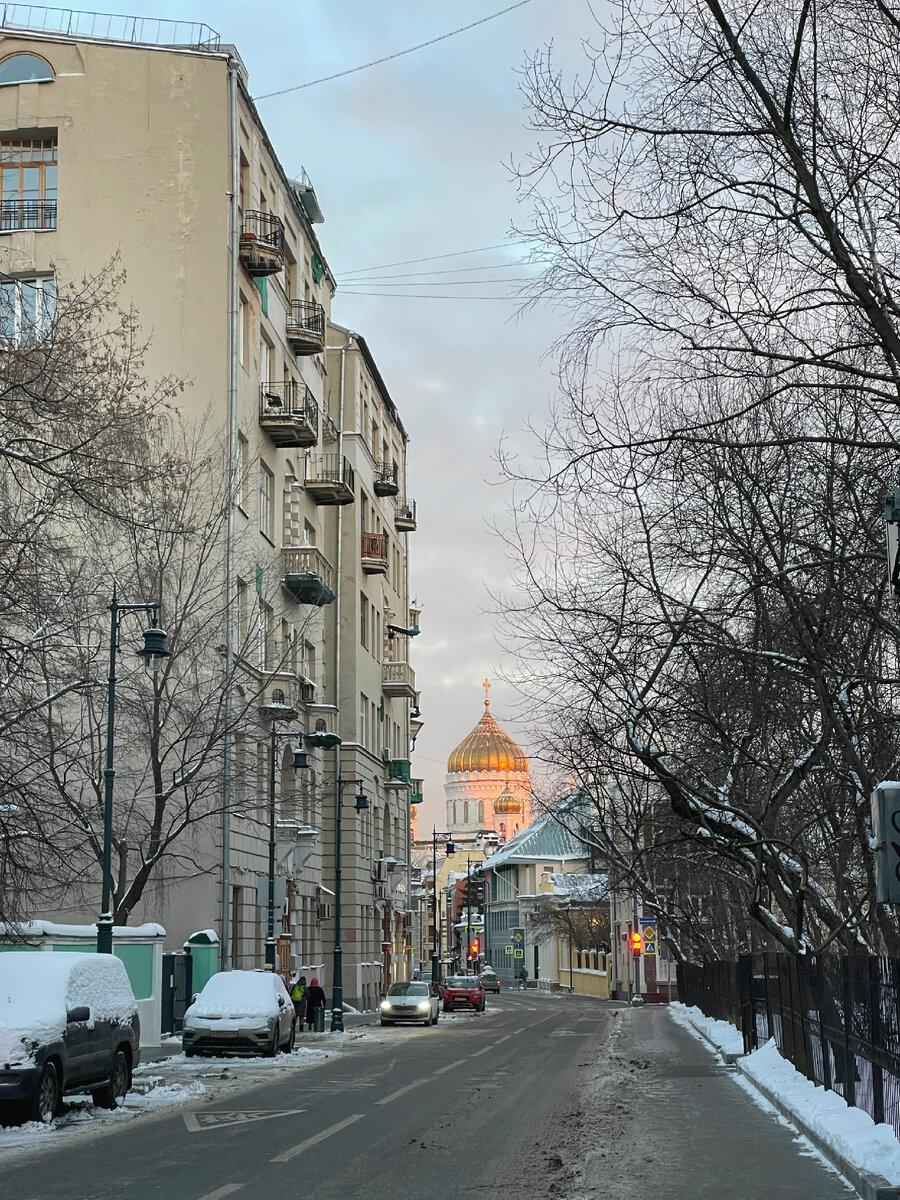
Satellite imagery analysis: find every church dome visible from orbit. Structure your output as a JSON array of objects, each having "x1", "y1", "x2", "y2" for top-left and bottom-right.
[
  {"x1": 493, "y1": 786, "x2": 522, "y2": 815},
  {"x1": 447, "y1": 682, "x2": 528, "y2": 774}
]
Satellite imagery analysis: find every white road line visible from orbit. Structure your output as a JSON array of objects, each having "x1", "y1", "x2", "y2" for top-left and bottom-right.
[
  {"x1": 271, "y1": 1113, "x2": 365, "y2": 1162},
  {"x1": 434, "y1": 1061, "x2": 462, "y2": 1074},
  {"x1": 196, "y1": 1186, "x2": 243, "y2": 1200},
  {"x1": 469, "y1": 1045, "x2": 493, "y2": 1057},
  {"x1": 376, "y1": 1078, "x2": 427, "y2": 1104}
]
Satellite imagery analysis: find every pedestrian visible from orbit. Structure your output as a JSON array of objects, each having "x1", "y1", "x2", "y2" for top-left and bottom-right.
[
  {"x1": 290, "y1": 974, "x2": 307, "y2": 1028},
  {"x1": 518, "y1": 967, "x2": 528, "y2": 990},
  {"x1": 306, "y1": 976, "x2": 327, "y2": 1030}
]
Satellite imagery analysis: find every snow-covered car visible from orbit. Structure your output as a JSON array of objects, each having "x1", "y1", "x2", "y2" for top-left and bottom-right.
[
  {"x1": 0, "y1": 951, "x2": 141, "y2": 1124},
  {"x1": 479, "y1": 969, "x2": 501, "y2": 994},
  {"x1": 380, "y1": 981, "x2": 440, "y2": 1026},
  {"x1": 182, "y1": 969, "x2": 296, "y2": 1057}
]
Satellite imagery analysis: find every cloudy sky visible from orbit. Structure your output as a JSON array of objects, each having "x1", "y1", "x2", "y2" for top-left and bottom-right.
[{"x1": 62, "y1": 0, "x2": 592, "y2": 823}]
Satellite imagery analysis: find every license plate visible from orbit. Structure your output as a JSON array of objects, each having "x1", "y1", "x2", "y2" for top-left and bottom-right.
[{"x1": 216, "y1": 1030, "x2": 240, "y2": 1038}]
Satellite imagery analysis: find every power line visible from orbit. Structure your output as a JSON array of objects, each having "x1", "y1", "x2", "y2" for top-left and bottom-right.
[
  {"x1": 254, "y1": 1, "x2": 535, "y2": 101},
  {"x1": 335, "y1": 240, "x2": 532, "y2": 277},
  {"x1": 339, "y1": 261, "x2": 533, "y2": 283},
  {"x1": 340, "y1": 290, "x2": 520, "y2": 300},
  {"x1": 341, "y1": 278, "x2": 532, "y2": 288}
]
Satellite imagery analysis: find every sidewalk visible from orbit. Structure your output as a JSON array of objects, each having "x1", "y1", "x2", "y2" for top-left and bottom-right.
[{"x1": 674, "y1": 1004, "x2": 900, "y2": 1200}]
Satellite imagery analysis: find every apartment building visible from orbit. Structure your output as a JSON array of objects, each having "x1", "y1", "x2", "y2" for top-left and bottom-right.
[{"x1": 0, "y1": 10, "x2": 419, "y2": 1002}]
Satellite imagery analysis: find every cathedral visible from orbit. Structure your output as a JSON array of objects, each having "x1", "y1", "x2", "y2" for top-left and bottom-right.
[{"x1": 444, "y1": 680, "x2": 532, "y2": 841}]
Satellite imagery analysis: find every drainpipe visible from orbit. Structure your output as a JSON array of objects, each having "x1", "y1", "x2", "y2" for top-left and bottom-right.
[{"x1": 221, "y1": 56, "x2": 241, "y2": 970}]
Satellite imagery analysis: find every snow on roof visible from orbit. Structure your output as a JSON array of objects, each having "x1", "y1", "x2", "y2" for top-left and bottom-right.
[
  {"x1": 0, "y1": 952, "x2": 137, "y2": 1066},
  {"x1": 487, "y1": 793, "x2": 594, "y2": 869},
  {"x1": 550, "y1": 873, "x2": 609, "y2": 902},
  {"x1": 189, "y1": 970, "x2": 289, "y2": 1019},
  {"x1": 0, "y1": 920, "x2": 165, "y2": 941}
]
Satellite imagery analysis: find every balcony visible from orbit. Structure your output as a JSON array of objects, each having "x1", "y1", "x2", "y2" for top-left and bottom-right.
[
  {"x1": 383, "y1": 660, "x2": 416, "y2": 699},
  {"x1": 239, "y1": 211, "x2": 284, "y2": 276},
  {"x1": 374, "y1": 461, "x2": 399, "y2": 497},
  {"x1": 321, "y1": 414, "x2": 339, "y2": 444},
  {"x1": 386, "y1": 759, "x2": 412, "y2": 789},
  {"x1": 282, "y1": 545, "x2": 335, "y2": 606},
  {"x1": 361, "y1": 531, "x2": 388, "y2": 575},
  {"x1": 304, "y1": 454, "x2": 355, "y2": 506},
  {"x1": 286, "y1": 299, "x2": 326, "y2": 355},
  {"x1": 0, "y1": 199, "x2": 56, "y2": 233},
  {"x1": 395, "y1": 499, "x2": 417, "y2": 532},
  {"x1": 410, "y1": 778, "x2": 424, "y2": 806},
  {"x1": 259, "y1": 380, "x2": 318, "y2": 448}
]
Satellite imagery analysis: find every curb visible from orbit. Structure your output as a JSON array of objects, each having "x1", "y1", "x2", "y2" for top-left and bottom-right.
[{"x1": 685, "y1": 1018, "x2": 900, "y2": 1200}]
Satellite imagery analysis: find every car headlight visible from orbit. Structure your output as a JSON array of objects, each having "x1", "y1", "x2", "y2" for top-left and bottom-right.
[
  {"x1": 417, "y1": 1002, "x2": 430, "y2": 1013},
  {"x1": 380, "y1": 1000, "x2": 391, "y2": 1011}
]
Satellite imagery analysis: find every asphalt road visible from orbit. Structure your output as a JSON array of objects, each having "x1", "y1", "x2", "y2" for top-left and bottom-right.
[{"x1": 1, "y1": 995, "x2": 860, "y2": 1200}]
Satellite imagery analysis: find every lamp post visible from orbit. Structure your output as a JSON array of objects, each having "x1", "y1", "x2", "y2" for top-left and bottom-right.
[
  {"x1": 329, "y1": 773, "x2": 369, "y2": 1032},
  {"x1": 97, "y1": 583, "x2": 169, "y2": 955},
  {"x1": 431, "y1": 827, "x2": 455, "y2": 984},
  {"x1": 265, "y1": 728, "x2": 308, "y2": 971}
]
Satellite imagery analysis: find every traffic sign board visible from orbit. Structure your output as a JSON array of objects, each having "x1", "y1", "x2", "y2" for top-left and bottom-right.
[
  {"x1": 514, "y1": 948, "x2": 524, "y2": 959},
  {"x1": 639, "y1": 918, "x2": 657, "y2": 956},
  {"x1": 505, "y1": 945, "x2": 514, "y2": 955}
]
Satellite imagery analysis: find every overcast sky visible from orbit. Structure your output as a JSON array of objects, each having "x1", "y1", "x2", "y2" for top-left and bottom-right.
[{"x1": 67, "y1": 0, "x2": 592, "y2": 825}]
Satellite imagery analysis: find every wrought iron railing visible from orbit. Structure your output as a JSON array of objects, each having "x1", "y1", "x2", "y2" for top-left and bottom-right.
[
  {"x1": 259, "y1": 380, "x2": 318, "y2": 430},
  {"x1": 241, "y1": 210, "x2": 284, "y2": 252},
  {"x1": 0, "y1": 5, "x2": 219, "y2": 47},
  {"x1": 375, "y1": 461, "x2": 398, "y2": 489},
  {"x1": 0, "y1": 198, "x2": 56, "y2": 231},
  {"x1": 286, "y1": 298, "x2": 325, "y2": 341},
  {"x1": 305, "y1": 454, "x2": 355, "y2": 492},
  {"x1": 361, "y1": 531, "x2": 388, "y2": 561},
  {"x1": 396, "y1": 498, "x2": 416, "y2": 525}
]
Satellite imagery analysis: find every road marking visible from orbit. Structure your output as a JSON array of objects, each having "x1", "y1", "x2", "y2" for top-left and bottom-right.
[
  {"x1": 184, "y1": 1108, "x2": 305, "y2": 1133},
  {"x1": 376, "y1": 1078, "x2": 427, "y2": 1104},
  {"x1": 196, "y1": 1186, "x2": 243, "y2": 1200},
  {"x1": 434, "y1": 1061, "x2": 461, "y2": 1074},
  {"x1": 271, "y1": 1113, "x2": 365, "y2": 1162},
  {"x1": 469, "y1": 1044, "x2": 494, "y2": 1058}
]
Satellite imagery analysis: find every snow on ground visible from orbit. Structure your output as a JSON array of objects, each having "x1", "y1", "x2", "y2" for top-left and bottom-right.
[{"x1": 671, "y1": 1002, "x2": 900, "y2": 1185}]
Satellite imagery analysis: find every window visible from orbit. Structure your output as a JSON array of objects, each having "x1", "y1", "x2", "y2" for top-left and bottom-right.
[
  {"x1": 236, "y1": 579, "x2": 249, "y2": 646},
  {"x1": 236, "y1": 432, "x2": 249, "y2": 509},
  {"x1": 360, "y1": 592, "x2": 368, "y2": 648},
  {"x1": 0, "y1": 136, "x2": 57, "y2": 230},
  {"x1": 303, "y1": 518, "x2": 316, "y2": 546},
  {"x1": 360, "y1": 693, "x2": 368, "y2": 747},
  {"x1": 0, "y1": 54, "x2": 53, "y2": 86},
  {"x1": 259, "y1": 461, "x2": 274, "y2": 540},
  {"x1": 0, "y1": 276, "x2": 54, "y2": 346},
  {"x1": 239, "y1": 293, "x2": 249, "y2": 367}
]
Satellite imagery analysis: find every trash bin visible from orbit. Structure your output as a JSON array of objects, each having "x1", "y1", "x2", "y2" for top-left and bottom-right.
[{"x1": 313, "y1": 1006, "x2": 325, "y2": 1033}]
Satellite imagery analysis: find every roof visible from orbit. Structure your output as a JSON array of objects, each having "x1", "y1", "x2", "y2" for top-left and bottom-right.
[
  {"x1": 487, "y1": 794, "x2": 592, "y2": 868},
  {"x1": 550, "y1": 873, "x2": 609, "y2": 902}
]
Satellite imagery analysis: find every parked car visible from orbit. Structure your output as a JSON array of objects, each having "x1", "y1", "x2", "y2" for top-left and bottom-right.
[
  {"x1": 380, "y1": 981, "x2": 440, "y2": 1026},
  {"x1": 182, "y1": 970, "x2": 295, "y2": 1057},
  {"x1": 480, "y1": 969, "x2": 501, "y2": 994},
  {"x1": 0, "y1": 951, "x2": 141, "y2": 1125},
  {"x1": 442, "y1": 975, "x2": 486, "y2": 1013}
]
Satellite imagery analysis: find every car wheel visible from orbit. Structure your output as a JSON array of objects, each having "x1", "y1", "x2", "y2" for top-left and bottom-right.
[
  {"x1": 184, "y1": 1048, "x2": 197, "y2": 1058},
  {"x1": 29, "y1": 1062, "x2": 60, "y2": 1124},
  {"x1": 92, "y1": 1050, "x2": 130, "y2": 1110}
]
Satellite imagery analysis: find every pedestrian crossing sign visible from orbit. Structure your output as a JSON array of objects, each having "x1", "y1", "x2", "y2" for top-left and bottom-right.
[
  {"x1": 514, "y1": 948, "x2": 524, "y2": 959},
  {"x1": 505, "y1": 945, "x2": 514, "y2": 955},
  {"x1": 639, "y1": 918, "x2": 657, "y2": 956}
]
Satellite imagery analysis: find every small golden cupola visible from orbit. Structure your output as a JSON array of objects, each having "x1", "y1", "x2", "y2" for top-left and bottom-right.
[
  {"x1": 446, "y1": 679, "x2": 529, "y2": 775},
  {"x1": 493, "y1": 784, "x2": 522, "y2": 815}
]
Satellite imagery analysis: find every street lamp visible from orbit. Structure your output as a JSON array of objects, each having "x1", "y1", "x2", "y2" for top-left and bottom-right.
[
  {"x1": 331, "y1": 772, "x2": 368, "y2": 1033},
  {"x1": 431, "y1": 827, "x2": 455, "y2": 984},
  {"x1": 265, "y1": 727, "x2": 309, "y2": 970},
  {"x1": 97, "y1": 583, "x2": 169, "y2": 954}
]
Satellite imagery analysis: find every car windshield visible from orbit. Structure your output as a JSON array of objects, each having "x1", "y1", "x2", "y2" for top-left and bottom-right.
[
  {"x1": 387, "y1": 982, "x2": 429, "y2": 996},
  {"x1": 446, "y1": 977, "x2": 477, "y2": 987}
]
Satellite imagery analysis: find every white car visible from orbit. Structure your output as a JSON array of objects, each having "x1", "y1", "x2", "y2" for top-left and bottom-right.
[
  {"x1": 182, "y1": 970, "x2": 295, "y2": 1057},
  {"x1": 380, "y1": 981, "x2": 440, "y2": 1027}
]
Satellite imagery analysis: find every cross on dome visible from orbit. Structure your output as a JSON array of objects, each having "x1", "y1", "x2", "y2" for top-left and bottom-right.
[{"x1": 483, "y1": 677, "x2": 491, "y2": 709}]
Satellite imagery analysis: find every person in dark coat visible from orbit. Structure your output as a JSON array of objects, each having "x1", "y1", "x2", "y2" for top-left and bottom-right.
[{"x1": 306, "y1": 977, "x2": 327, "y2": 1030}]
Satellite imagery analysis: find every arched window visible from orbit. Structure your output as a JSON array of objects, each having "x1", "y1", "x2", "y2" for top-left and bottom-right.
[{"x1": 0, "y1": 54, "x2": 53, "y2": 86}]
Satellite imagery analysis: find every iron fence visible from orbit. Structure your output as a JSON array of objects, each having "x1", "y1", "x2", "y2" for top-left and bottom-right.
[{"x1": 678, "y1": 953, "x2": 900, "y2": 1136}]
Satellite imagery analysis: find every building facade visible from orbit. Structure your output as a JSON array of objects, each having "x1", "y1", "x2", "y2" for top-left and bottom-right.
[{"x1": 0, "y1": 14, "x2": 419, "y2": 1008}]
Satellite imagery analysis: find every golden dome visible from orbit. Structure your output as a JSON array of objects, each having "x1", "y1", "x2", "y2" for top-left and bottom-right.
[
  {"x1": 447, "y1": 680, "x2": 529, "y2": 774},
  {"x1": 493, "y1": 786, "x2": 522, "y2": 815}
]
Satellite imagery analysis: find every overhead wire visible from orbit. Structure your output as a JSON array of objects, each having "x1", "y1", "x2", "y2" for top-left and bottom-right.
[
  {"x1": 253, "y1": 1, "x2": 535, "y2": 101},
  {"x1": 335, "y1": 240, "x2": 532, "y2": 277}
]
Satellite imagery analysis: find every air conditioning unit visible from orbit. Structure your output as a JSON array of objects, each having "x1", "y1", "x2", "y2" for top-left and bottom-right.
[
  {"x1": 317, "y1": 902, "x2": 333, "y2": 921},
  {"x1": 382, "y1": 746, "x2": 392, "y2": 763},
  {"x1": 374, "y1": 882, "x2": 388, "y2": 900},
  {"x1": 373, "y1": 858, "x2": 387, "y2": 882}
]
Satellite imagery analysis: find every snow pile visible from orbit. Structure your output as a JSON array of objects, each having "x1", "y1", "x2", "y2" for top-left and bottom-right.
[
  {"x1": 0, "y1": 921, "x2": 164, "y2": 940},
  {"x1": 671, "y1": 1002, "x2": 900, "y2": 1185},
  {"x1": 0, "y1": 953, "x2": 136, "y2": 1066},
  {"x1": 187, "y1": 970, "x2": 287, "y2": 1019}
]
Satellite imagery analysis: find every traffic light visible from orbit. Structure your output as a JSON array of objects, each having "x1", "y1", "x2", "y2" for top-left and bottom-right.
[
  {"x1": 630, "y1": 931, "x2": 642, "y2": 956},
  {"x1": 467, "y1": 937, "x2": 480, "y2": 961}
]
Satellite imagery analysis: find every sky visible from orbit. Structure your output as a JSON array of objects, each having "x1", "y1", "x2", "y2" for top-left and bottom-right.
[{"x1": 52, "y1": 0, "x2": 593, "y2": 824}]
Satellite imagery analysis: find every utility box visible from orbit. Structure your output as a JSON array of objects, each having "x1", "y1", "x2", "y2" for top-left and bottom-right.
[{"x1": 871, "y1": 783, "x2": 900, "y2": 902}]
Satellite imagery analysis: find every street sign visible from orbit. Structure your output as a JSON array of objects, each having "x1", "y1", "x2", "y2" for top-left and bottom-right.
[
  {"x1": 514, "y1": 948, "x2": 524, "y2": 959},
  {"x1": 640, "y1": 918, "x2": 657, "y2": 956},
  {"x1": 872, "y1": 783, "x2": 900, "y2": 902},
  {"x1": 505, "y1": 945, "x2": 514, "y2": 955}
]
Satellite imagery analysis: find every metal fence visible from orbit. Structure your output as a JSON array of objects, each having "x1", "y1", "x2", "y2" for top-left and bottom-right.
[{"x1": 678, "y1": 953, "x2": 900, "y2": 1136}]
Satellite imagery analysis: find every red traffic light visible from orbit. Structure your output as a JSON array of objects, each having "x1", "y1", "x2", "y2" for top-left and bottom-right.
[
  {"x1": 630, "y1": 931, "x2": 642, "y2": 955},
  {"x1": 467, "y1": 938, "x2": 480, "y2": 960}
]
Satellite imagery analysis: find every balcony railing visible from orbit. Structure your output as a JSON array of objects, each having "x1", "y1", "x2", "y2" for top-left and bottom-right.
[
  {"x1": 361, "y1": 531, "x2": 388, "y2": 574},
  {"x1": 282, "y1": 545, "x2": 335, "y2": 606},
  {"x1": 0, "y1": 7, "x2": 220, "y2": 48},
  {"x1": 382, "y1": 660, "x2": 416, "y2": 698},
  {"x1": 386, "y1": 759, "x2": 412, "y2": 788},
  {"x1": 304, "y1": 454, "x2": 355, "y2": 506},
  {"x1": 321, "y1": 414, "x2": 338, "y2": 444},
  {"x1": 374, "y1": 462, "x2": 399, "y2": 497},
  {"x1": 259, "y1": 380, "x2": 318, "y2": 447},
  {"x1": 410, "y1": 778, "x2": 424, "y2": 806},
  {"x1": 395, "y1": 498, "x2": 417, "y2": 532},
  {"x1": 286, "y1": 299, "x2": 325, "y2": 355},
  {"x1": 0, "y1": 198, "x2": 56, "y2": 232},
  {"x1": 239, "y1": 211, "x2": 284, "y2": 276}
]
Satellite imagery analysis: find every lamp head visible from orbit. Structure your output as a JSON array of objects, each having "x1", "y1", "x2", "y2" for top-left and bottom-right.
[
  {"x1": 446, "y1": 839, "x2": 456, "y2": 855},
  {"x1": 139, "y1": 626, "x2": 169, "y2": 674},
  {"x1": 292, "y1": 747, "x2": 308, "y2": 771},
  {"x1": 355, "y1": 787, "x2": 368, "y2": 812}
]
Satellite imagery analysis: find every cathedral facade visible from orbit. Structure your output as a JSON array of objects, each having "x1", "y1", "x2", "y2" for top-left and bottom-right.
[{"x1": 444, "y1": 681, "x2": 532, "y2": 841}]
